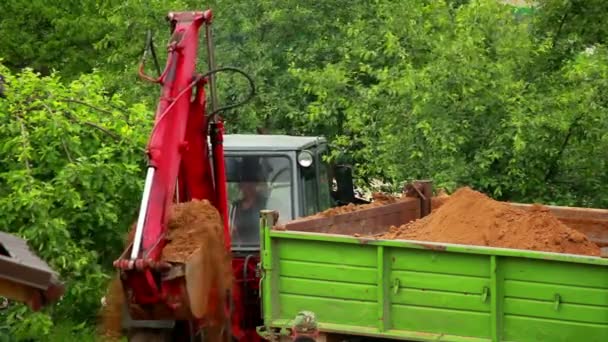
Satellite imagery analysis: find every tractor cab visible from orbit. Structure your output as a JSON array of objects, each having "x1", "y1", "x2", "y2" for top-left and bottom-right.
[{"x1": 222, "y1": 134, "x2": 352, "y2": 251}]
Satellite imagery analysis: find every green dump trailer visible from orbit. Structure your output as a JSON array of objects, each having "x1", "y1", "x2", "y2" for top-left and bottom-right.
[{"x1": 257, "y1": 195, "x2": 608, "y2": 342}]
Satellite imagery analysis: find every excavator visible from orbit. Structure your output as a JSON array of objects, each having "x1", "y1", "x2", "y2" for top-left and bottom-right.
[{"x1": 112, "y1": 7, "x2": 361, "y2": 342}]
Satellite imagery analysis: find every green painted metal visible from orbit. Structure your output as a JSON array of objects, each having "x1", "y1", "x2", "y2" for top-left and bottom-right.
[
  {"x1": 260, "y1": 211, "x2": 275, "y2": 329},
  {"x1": 260, "y1": 227, "x2": 608, "y2": 341}
]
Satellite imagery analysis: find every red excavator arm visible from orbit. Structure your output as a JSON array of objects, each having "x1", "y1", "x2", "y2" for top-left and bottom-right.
[{"x1": 113, "y1": 8, "x2": 232, "y2": 332}]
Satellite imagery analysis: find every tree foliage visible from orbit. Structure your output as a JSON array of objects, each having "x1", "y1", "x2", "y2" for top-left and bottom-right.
[
  {"x1": 0, "y1": 65, "x2": 150, "y2": 340},
  {"x1": 288, "y1": 0, "x2": 608, "y2": 206},
  {"x1": 0, "y1": 0, "x2": 607, "y2": 339}
]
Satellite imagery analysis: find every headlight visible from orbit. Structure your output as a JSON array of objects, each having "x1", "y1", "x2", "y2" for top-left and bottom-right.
[{"x1": 297, "y1": 150, "x2": 314, "y2": 168}]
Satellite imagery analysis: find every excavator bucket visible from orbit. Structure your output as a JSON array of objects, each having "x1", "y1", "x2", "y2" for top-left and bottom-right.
[
  {"x1": 161, "y1": 200, "x2": 232, "y2": 320},
  {"x1": 184, "y1": 247, "x2": 209, "y2": 318}
]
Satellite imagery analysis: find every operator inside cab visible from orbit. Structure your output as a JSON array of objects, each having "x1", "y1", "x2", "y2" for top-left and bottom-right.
[{"x1": 229, "y1": 156, "x2": 270, "y2": 247}]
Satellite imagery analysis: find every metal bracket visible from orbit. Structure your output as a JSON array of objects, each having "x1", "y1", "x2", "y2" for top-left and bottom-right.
[
  {"x1": 392, "y1": 278, "x2": 401, "y2": 295},
  {"x1": 256, "y1": 325, "x2": 289, "y2": 341},
  {"x1": 403, "y1": 180, "x2": 433, "y2": 217},
  {"x1": 257, "y1": 262, "x2": 264, "y2": 299},
  {"x1": 554, "y1": 293, "x2": 561, "y2": 311},
  {"x1": 481, "y1": 287, "x2": 489, "y2": 303}
]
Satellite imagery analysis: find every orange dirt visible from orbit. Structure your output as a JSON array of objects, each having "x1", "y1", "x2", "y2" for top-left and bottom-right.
[
  {"x1": 557, "y1": 217, "x2": 608, "y2": 247},
  {"x1": 99, "y1": 276, "x2": 125, "y2": 340},
  {"x1": 305, "y1": 190, "x2": 448, "y2": 219},
  {"x1": 162, "y1": 199, "x2": 232, "y2": 324},
  {"x1": 99, "y1": 199, "x2": 231, "y2": 338},
  {"x1": 378, "y1": 187, "x2": 601, "y2": 256},
  {"x1": 309, "y1": 192, "x2": 403, "y2": 218},
  {"x1": 99, "y1": 224, "x2": 135, "y2": 340},
  {"x1": 431, "y1": 189, "x2": 450, "y2": 210}
]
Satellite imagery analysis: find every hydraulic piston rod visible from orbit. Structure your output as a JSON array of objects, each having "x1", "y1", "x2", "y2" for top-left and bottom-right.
[{"x1": 130, "y1": 167, "x2": 156, "y2": 259}]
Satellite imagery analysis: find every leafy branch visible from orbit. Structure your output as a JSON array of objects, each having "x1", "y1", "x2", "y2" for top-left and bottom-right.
[{"x1": 40, "y1": 101, "x2": 74, "y2": 163}]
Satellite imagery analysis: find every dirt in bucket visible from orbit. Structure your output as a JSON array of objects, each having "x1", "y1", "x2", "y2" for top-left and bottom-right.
[
  {"x1": 378, "y1": 187, "x2": 601, "y2": 256},
  {"x1": 99, "y1": 199, "x2": 232, "y2": 338},
  {"x1": 162, "y1": 199, "x2": 232, "y2": 323}
]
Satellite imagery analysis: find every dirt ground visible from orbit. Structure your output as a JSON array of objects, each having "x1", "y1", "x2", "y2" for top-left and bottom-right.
[{"x1": 377, "y1": 187, "x2": 601, "y2": 256}]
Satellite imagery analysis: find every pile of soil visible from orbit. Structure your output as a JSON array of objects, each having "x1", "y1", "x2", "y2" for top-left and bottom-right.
[
  {"x1": 431, "y1": 189, "x2": 450, "y2": 210},
  {"x1": 99, "y1": 199, "x2": 232, "y2": 338},
  {"x1": 301, "y1": 190, "x2": 450, "y2": 220},
  {"x1": 309, "y1": 192, "x2": 403, "y2": 218},
  {"x1": 378, "y1": 187, "x2": 601, "y2": 257}
]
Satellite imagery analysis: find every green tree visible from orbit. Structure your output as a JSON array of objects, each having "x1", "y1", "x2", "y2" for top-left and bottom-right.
[
  {"x1": 0, "y1": 64, "x2": 151, "y2": 340},
  {"x1": 1, "y1": 0, "x2": 608, "y2": 338},
  {"x1": 289, "y1": 0, "x2": 608, "y2": 206}
]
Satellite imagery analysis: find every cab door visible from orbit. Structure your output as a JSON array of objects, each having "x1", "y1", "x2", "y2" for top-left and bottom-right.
[{"x1": 298, "y1": 147, "x2": 332, "y2": 217}]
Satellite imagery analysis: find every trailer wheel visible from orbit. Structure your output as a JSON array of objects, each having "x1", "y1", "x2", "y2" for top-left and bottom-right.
[{"x1": 127, "y1": 328, "x2": 172, "y2": 342}]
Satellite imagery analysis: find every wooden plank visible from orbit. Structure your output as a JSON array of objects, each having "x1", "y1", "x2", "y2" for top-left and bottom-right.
[
  {"x1": 0, "y1": 232, "x2": 63, "y2": 310},
  {"x1": 0, "y1": 278, "x2": 37, "y2": 303}
]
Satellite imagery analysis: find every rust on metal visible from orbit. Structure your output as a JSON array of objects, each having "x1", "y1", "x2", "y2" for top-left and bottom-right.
[
  {"x1": 403, "y1": 180, "x2": 433, "y2": 218},
  {"x1": 415, "y1": 180, "x2": 433, "y2": 217},
  {"x1": 356, "y1": 238, "x2": 374, "y2": 245},
  {"x1": 412, "y1": 242, "x2": 447, "y2": 251},
  {"x1": 0, "y1": 231, "x2": 64, "y2": 311},
  {"x1": 275, "y1": 199, "x2": 421, "y2": 236}
]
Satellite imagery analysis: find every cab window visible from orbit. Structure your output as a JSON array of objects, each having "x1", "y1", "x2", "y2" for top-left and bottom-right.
[
  {"x1": 226, "y1": 155, "x2": 292, "y2": 248},
  {"x1": 301, "y1": 164, "x2": 318, "y2": 216}
]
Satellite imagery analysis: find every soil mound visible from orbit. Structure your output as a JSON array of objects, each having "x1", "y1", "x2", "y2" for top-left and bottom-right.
[
  {"x1": 309, "y1": 192, "x2": 402, "y2": 218},
  {"x1": 379, "y1": 187, "x2": 601, "y2": 256},
  {"x1": 431, "y1": 189, "x2": 450, "y2": 210}
]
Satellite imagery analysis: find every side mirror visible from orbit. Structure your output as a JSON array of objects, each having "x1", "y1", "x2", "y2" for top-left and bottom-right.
[
  {"x1": 0, "y1": 75, "x2": 6, "y2": 99},
  {"x1": 332, "y1": 164, "x2": 355, "y2": 205}
]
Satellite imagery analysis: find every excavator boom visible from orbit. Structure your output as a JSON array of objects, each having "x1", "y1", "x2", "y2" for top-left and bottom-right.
[{"x1": 113, "y1": 9, "x2": 231, "y2": 326}]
